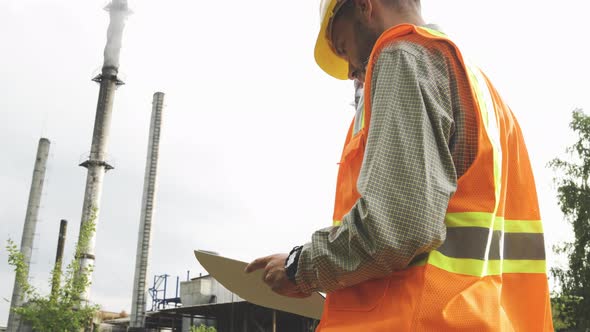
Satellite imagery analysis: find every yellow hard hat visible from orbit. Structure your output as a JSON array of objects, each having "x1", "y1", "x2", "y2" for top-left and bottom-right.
[{"x1": 315, "y1": 0, "x2": 350, "y2": 80}]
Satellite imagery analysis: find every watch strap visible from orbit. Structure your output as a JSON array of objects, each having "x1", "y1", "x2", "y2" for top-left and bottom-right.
[{"x1": 285, "y1": 245, "x2": 303, "y2": 282}]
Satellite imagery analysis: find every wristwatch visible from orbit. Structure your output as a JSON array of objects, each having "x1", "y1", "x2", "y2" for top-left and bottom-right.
[{"x1": 284, "y1": 245, "x2": 303, "y2": 282}]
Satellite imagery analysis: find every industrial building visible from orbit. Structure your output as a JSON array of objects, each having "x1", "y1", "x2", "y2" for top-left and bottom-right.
[{"x1": 101, "y1": 274, "x2": 318, "y2": 332}]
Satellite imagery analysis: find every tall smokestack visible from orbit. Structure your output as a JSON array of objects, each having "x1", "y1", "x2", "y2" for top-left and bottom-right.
[
  {"x1": 129, "y1": 92, "x2": 165, "y2": 330},
  {"x1": 76, "y1": 0, "x2": 130, "y2": 302},
  {"x1": 7, "y1": 138, "x2": 50, "y2": 332},
  {"x1": 51, "y1": 219, "x2": 68, "y2": 299}
]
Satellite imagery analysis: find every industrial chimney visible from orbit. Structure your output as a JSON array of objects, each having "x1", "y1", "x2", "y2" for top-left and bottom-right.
[
  {"x1": 76, "y1": 0, "x2": 130, "y2": 302},
  {"x1": 129, "y1": 92, "x2": 165, "y2": 330},
  {"x1": 7, "y1": 138, "x2": 50, "y2": 332},
  {"x1": 51, "y1": 219, "x2": 68, "y2": 300}
]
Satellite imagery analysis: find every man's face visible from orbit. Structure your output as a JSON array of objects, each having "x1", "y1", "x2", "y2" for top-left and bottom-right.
[{"x1": 330, "y1": 6, "x2": 379, "y2": 83}]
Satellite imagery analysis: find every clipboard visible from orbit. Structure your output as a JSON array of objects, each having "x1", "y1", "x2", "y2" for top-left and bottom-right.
[{"x1": 194, "y1": 250, "x2": 324, "y2": 319}]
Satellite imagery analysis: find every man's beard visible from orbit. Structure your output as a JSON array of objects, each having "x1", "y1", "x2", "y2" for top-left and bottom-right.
[{"x1": 353, "y1": 20, "x2": 379, "y2": 80}]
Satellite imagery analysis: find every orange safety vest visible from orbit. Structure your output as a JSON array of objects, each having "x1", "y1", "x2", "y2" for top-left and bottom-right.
[{"x1": 318, "y1": 24, "x2": 553, "y2": 331}]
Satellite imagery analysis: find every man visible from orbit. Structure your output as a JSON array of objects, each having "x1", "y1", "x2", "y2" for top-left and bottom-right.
[{"x1": 246, "y1": 0, "x2": 553, "y2": 330}]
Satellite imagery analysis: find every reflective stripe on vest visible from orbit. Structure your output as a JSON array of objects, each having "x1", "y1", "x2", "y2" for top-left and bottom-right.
[
  {"x1": 420, "y1": 213, "x2": 547, "y2": 276},
  {"x1": 353, "y1": 94, "x2": 365, "y2": 136}
]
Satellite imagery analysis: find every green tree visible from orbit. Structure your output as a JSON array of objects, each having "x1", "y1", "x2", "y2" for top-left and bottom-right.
[
  {"x1": 549, "y1": 109, "x2": 590, "y2": 330},
  {"x1": 6, "y1": 211, "x2": 99, "y2": 331}
]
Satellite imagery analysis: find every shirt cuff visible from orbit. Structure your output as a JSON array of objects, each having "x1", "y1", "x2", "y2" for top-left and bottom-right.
[{"x1": 294, "y1": 242, "x2": 320, "y2": 294}]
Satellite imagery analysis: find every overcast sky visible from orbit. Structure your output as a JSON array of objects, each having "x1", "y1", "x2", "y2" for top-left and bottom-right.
[{"x1": 1, "y1": 0, "x2": 589, "y2": 325}]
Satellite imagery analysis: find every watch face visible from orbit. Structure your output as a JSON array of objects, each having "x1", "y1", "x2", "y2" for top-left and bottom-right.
[{"x1": 286, "y1": 252, "x2": 297, "y2": 267}]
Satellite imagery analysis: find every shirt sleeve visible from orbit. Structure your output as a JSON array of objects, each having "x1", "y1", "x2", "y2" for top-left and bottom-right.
[{"x1": 295, "y1": 43, "x2": 459, "y2": 294}]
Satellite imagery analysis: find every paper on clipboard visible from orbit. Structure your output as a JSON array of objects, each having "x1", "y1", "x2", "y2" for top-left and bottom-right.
[{"x1": 194, "y1": 250, "x2": 324, "y2": 320}]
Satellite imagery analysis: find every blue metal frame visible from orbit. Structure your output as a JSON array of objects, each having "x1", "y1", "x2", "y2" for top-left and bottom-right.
[{"x1": 149, "y1": 274, "x2": 181, "y2": 311}]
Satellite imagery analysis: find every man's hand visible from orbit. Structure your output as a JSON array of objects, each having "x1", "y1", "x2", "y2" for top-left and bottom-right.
[{"x1": 245, "y1": 253, "x2": 310, "y2": 298}]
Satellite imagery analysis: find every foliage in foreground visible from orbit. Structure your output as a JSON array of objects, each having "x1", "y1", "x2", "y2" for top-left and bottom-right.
[{"x1": 6, "y1": 211, "x2": 99, "y2": 331}]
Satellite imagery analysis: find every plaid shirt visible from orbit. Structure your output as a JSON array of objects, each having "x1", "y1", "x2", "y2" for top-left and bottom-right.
[{"x1": 295, "y1": 33, "x2": 479, "y2": 294}]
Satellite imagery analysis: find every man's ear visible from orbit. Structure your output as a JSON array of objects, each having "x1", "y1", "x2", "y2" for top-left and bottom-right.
[{"x1": 354, "y1": 0, "x2": 373, "y2": 24}]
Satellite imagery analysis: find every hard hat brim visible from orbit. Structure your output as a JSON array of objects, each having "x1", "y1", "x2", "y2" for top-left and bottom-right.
[{"x1": 314, "y1": 0, "x2": 349, "y2": 80}]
